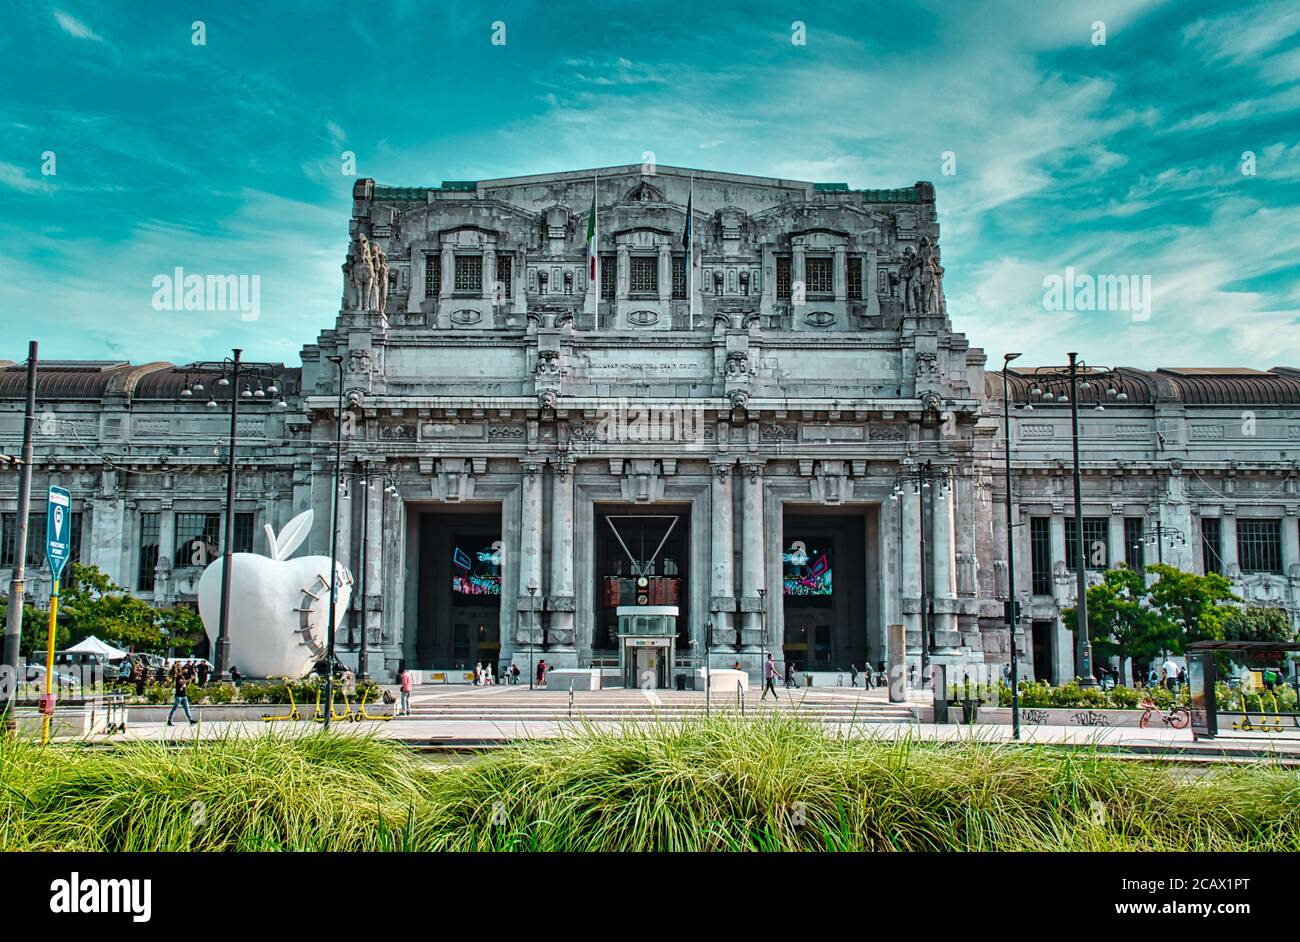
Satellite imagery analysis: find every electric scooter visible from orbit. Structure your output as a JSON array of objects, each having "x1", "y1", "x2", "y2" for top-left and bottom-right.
[
  {"x1": 356, "y1": 689, "x2": 393, "y2": 721},
  {"x1": 262, "y1": 686, "x2": 303, "y2": 722},
  {"x1": 313, "y1": 685, "x2": 358, "y2": 723}
]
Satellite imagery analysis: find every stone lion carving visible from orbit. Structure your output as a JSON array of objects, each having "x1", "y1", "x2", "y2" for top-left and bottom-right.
[{"x1": 197, "y1": 510, "x2": 352, "y2": 679}]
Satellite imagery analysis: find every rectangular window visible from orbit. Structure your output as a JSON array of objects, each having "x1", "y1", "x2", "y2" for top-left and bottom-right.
[
  {"x1": 175, "y1": 512, "x2": 221, "y2": 568},
  {"x1": 1124, "y1": 517, "x2": 1146, "y2": 571},
  {"x1": 1237, "y1": 519, "x2": 1282, "y2": 574},
  {"x1": 424, "y1": 255, "x2": 440, "y2": 298},
  {"x1": 805, "y1": 257, "x2": 833, "y2": 295},
  {"x1": 1030, "y1": 517, "x2": 1052, "y2": 595},
  {"x1": 453, "y1": 255, "x2": 482, "y2": 293},
  {"x1": 234, "y1": 512, "x2": 255, "y2": 555},
  {"x1": 138, "y1": 512, "x2": 160, "y2": 591},
  {"x1": 600, "y1": 255, "x2": 615, "y2": 299},
  {"x1": 672, "y1": 255, "x2": 686, "y2": 299},
  {"x1": 1064, "y1": 516, "x2": 1109, "y2": 571},
  {"x1": 776, "y1": 257, "x2": 791, "y2": 300},
  {"x1": 3, "y1": 511, "x2": 82, "y2": 569},
  {"x1": 847, "y1": 257, "x2": 863, "y2": 300},
  {"x1": 497, "y1": 255, "x2": 511, "y2": 297},
  {"x1": 1201, "y1": 517, "x2": 1223, "y2": 575},
  {"x1": 630, "y1": 256, "x2": 657, "y2": 294}
]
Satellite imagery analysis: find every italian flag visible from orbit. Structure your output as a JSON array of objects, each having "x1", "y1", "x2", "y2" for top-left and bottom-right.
[{"x1": 587, "y1": 179, "x2": 598, "y2": 281}]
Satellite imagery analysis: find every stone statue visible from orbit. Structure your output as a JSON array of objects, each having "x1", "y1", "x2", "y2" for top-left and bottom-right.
[
  {"x1": 369, "y1": 242, "x2": 389, "y2": 316},
  {"x1": 899, "y1": 246, "x2": 918, "y2": 313},
  {"x1": 348, "y1": 232, "x2": 375, "y2": 311},
  {"x1": 917, "y1": 237, "x2": 940, "y2": 315}
]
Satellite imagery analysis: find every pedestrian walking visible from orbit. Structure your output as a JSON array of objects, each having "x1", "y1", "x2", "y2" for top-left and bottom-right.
[
  {"x1": 761, "y1": 654, "x2": 780, "y2": 700},
  {"x1": 167, "y1": 666, "x2": 197, "y2": 726},
  {"x1": 132, "y1": 662, "x2": 146, "y2": 698},
  {"x1": 536, "y1": 659, "x2": 547, "y2": 688},
  {"x1": 398, "y1": 664, "x2": 413, "y2": 715},
  {"x1": 230, "y1": 665, "x2": 243, "y2": 687},
  {"x1": 197, "y1": 661, "x2": 210, "y2": 686},
  {"x1": 511, "y1": 663, "x2": 520, "y2": 685},
  {"x1": 473, "y1": 661, "x2": 483, "y2": 686},
  {"x1": 850, "y1": 663, "x2": 859, "y2": 688}
]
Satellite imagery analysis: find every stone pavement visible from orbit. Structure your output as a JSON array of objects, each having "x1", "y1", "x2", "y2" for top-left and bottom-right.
[{"x1": 78, "y1": 684, "x2": 1300, "y2": 762}]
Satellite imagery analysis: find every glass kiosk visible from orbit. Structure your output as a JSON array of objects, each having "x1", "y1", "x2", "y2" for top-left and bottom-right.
[{"x1": 617, "y1": 605, "x2": 679, "y2": 689}]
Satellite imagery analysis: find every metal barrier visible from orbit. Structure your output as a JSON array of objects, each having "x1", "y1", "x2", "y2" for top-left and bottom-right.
[{"x1": 568, "y1": 680, "x2": 575, "y2": 718}]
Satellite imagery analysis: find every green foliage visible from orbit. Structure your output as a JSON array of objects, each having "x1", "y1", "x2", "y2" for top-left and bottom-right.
[
  {"x1": 1064, "y1": 563, "x2": 1241, "y2": 667},
  {"x1": 1221, "y1": 606, "x2": 1295, "y2": 644},
  {"x1": 59, "y1": 563, "x2": 164, "y2": 652},
  {"x1": 3, "y1": 720, "x2": 1299, "y2": 851},
  {"x1": 997, "y1": 680, "x2": 1184, "y2": 710},
  {"x1": 158, "y1": 606, "x2": 206, "y2": 653}
]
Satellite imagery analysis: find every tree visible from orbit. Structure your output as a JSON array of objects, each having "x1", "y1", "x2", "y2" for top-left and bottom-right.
[
  {"x1": 0, "y1": 594, "x2": 67, "y2": 659},
  {"x1": 158, "y1": 606, "x2": 206, "y2": 654},
  {"x1": 1221, "y1": 606, "x2": 1295, "y2": 644},
  {"x1": 1063, "y1": 565, "x2": 1169, "y2": 685},
  {"x1": 1143, "y1": 563, "x2": 1237, "y2": 650},
  {"x1": 58, "y1": 563, "x2": 163, "y2": 653}
]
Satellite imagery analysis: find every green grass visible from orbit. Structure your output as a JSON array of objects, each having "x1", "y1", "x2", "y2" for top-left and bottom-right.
[{"x1": 3, "y1": 717, "x2": 1298, "y2": 851}]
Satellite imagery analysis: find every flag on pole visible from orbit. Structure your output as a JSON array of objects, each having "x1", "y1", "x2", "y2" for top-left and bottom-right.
[
  {"x1": 684, "y1": 175, "x2": 694, "y2": 326},
  {"x1": 587, "y1": 176, "x2": 598, "y2": 281}
]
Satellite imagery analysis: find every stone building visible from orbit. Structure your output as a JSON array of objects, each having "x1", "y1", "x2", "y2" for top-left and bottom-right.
[{"x1": 1, "y1": 164, "x2": 1297, "y2": 683}]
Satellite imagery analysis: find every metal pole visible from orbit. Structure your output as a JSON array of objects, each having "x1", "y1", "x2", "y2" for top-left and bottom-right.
[
  {"x1": 214, "y1": 349, "x2": 241, "y2": 681},
  {"x1": 1156, "y1": 522, "x2": 1164, "y2": 565},
  {"x1": 1068, "y1": 353, "x2": 1096, "y2": 686},
  {"x1": 324, "y1": 356, "x2": 344, "y2": 728},
  {"x1": 39, "y1": 576, "x2": 59, "y2": 745},
  {"x1": 3, "y1": 341, "x2": 37, "y2": 733},
  {"x1": 1003, "y1": 353, "x2": 1021, "y2": 739},
  {"x1": 528, "y1": 585, "x2": 536, "y2": 690}
]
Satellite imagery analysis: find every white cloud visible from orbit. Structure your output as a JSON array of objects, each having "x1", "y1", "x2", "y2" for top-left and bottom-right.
[{"x1": 53, "y1": 10, "x2": 103, "y2": 42}]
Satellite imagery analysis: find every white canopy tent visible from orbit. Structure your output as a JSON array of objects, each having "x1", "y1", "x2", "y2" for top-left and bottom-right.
[{"x1": 63, "y1": 635, "x2": 130, "y2": 661}]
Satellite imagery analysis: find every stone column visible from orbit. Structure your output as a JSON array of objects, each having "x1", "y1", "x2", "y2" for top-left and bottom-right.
[
  {"x1": 710, "y1": 461, "x2": 736, "y2": 648},
  {"x1": 1282, "y1": 513, "x2": 1299, "y2": 574},
  {"x1": 439, "y1": 244, "x2": 453, "y2": 300},
  {"x1": 548, "y1": 459, "x2": 576, "y2": 650},
  {"x1": 616, "y1": 245, "x2": 630, "y2": 298},
  {"x1": 363, "y1": 480, "x2": 384, "y2": 664},
  {"x1": 1109, "y1": 514, "x2": 1127, "y2": 567},
  {"x1": 482, "y1": 248, "x2": 496, "y2": 301},
  {"x1": 833, "y1": 244, "x2": 847, "y2": 300},
  {"x1": 792, "y1": 244, "x2": 806, "y2": 301},
  {"x1": 657, "y1": 244, "x2": 671, "y2": 301},
  {"x1": 899, "y1": 489, "x2": 921, "y2": 651},
  {"x1": 739, "y1": 462, "x2": 765, "y2": 648},
  {"x1": 516, "y1": 461, "x2": 544, "y2": 646},
  {"x1": 1221, "y1": 513, "x2": 1239, "y2": 573},
  {"x1": 930, "y1": 473, "x2": 958, "y2": 646}
]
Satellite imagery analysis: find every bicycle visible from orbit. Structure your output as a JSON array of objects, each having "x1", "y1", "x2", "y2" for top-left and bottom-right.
[{"x1": 1138, "y1": 696, "x2": 1189, "y2": 730}]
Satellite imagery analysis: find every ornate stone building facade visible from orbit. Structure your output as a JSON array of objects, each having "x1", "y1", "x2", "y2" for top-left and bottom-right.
[{"x1": 2, "y1": 165, "x2": 1297, "y2": 682}]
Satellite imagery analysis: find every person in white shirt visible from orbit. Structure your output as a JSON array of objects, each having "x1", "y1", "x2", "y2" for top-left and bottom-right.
[{"x1": 1161, "y1": 657, "x2": 1180, "y2": 690}]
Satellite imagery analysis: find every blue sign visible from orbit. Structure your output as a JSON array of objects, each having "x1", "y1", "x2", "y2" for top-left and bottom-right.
[{"x1": 46, "y1": 486, "x2": 72, "y2": 580}]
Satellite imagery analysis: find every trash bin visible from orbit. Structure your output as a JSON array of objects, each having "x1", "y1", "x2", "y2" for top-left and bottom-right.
[{"x1": 675, "y1": 673, "x2": 687, "y2": 691}]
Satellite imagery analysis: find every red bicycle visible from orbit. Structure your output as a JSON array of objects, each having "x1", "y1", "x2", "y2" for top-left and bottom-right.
[{"x1": 1139, "y1": 695, "x2": 1190, "y2": 729}]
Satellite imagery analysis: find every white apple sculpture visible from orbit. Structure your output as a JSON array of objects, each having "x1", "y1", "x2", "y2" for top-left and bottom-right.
[{"x1": 197, "y1": 510, "x2": 353, "y2": 679}]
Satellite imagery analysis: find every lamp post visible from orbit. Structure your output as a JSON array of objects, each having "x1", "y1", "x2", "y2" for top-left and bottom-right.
[
  {"x1": 527, "y1": 581, "x2": 538, "y2": 690},
  {"x1": 758, "y1": 586, "x2": 767, "y2": 686},
  {"x1": 1021, "y1": 354, "x2": 1126, "y2": 687},
  {"x1": 2, "y1": 341, "x2": 37, "y2": 734},
  {"x1": 1142, "y1": 522, "x2": 1185, "y2": 567},
  {"x1": 182, "y1": 352, "x2": 288, "y2": 681},
  {"x1": 890, "y1": 460, "x2": 949, "y2": 687},
  {"x1": 323, "y1": 354, "x2": 345, "y2": 729},
  {"x1": 1002, "y1": 352, "x2": 1022, "y2": 739}
]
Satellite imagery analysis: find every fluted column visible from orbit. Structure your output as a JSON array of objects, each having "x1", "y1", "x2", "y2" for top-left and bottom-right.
[
  {"x1": 516, "y1": 461, "x2": 544, "y2": 646},
  {"x1": 833, "y1": 244, "x2": 846, "y2": 300},
  {"x1": 1108, "y1": 514, "x2": 1127, "y2": 567},
  {"x1": 930, "y1": 473, "x2": 957, "y2": 646},
  {"x1": 616, "y1": 245, "x2": 630, "y2": 298},
  {"x1": 710, "y1": 461, "x2": 736, "y2": 648},
  {"x1": 439, "y1": 245, "x2": 453, "y2": 300},
  {"x1": 1221, "y1": 513, "x2": 1239, "y2": 572},
  {"x1": 657, "y1": 244, "x2": 671, "y2": 301},
  {"x1": 739, "y1": 462, "x2": 766, "y2": 647},
  {"x1": 548, "y1": 459, "x2": 575, "y2": 649},
  {"x1": 899, "y1": 489, "x2": 921, "y2": 651},
  {"x1": 792, "y1": 244, "x2": 806, "y2": 301},
  {"x1": 482, "y1": 248, "x2": 496, "y2": 301}
]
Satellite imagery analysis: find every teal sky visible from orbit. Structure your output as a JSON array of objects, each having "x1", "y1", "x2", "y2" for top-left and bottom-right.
[{"x1": 1, "y1": 0, "x2": 1298, "y2": 369}]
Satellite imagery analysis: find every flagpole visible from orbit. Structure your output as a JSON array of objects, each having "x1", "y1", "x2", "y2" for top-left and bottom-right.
[{"x1": 688, "y1": 173, "x2": 695, "y2": 330}]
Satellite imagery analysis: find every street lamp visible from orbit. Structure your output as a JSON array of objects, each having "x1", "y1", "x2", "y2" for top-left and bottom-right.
[
  {"x1": 1140, "y1": 522, "x2": 1185, "y2": 567},
  {"x1": 890, "y1": 459, "x2": 950, "y2": 687},
  {"x1": 527, "y1": 580, "x2": 538, "y2": 690},
  {"x1": 1019, "y1": 353, "x2": 1126, "y2": 687},
  {"x1": 182, "y1": 351, "x2": 289, "y2": 681},
  {"x1": 323, "y1": 354, "x2": 345, "y2": 729},
  {"x1": 758, "y1": 586, "x2": 767, "y2": 686},
  {"x1": 1002, "y1": 352, "x2": 1022, "y2": 739}
]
